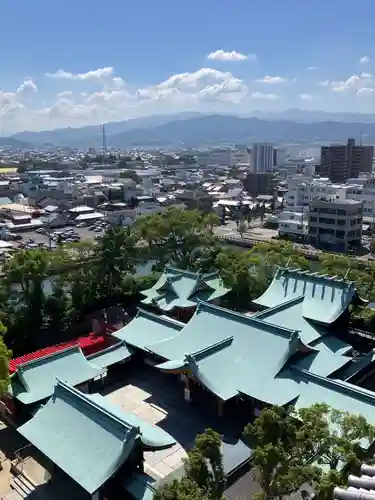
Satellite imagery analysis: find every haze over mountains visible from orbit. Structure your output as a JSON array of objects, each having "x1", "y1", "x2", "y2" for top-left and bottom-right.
[{"x1": 4, "y1": 110, "x2": 375, "y2": 149}]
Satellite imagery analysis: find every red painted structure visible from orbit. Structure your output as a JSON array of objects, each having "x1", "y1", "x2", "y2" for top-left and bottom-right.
[{"x1": 9, "y1": 330, "x2": 116, "y2": 374}]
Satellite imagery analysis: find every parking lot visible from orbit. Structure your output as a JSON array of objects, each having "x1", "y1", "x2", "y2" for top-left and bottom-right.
[{"x1": 13, "y1": 222, "x2": 108, "y2": 251}]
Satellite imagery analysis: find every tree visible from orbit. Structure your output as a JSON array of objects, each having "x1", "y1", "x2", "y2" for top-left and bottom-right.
[
  {"x1": 155, "y1": 429, "x2": 225, "y2": 500},
  {"x1": 0, "y1": 322, "x2": 11, "y2": 397},
  {"x1": 244, "y1": 406, "x2": 321, "y2": 500},
  {"x1": 244, "y1": 404, "x2": 375, "y2": 500},
  {"x1": 96, "y1": 225, "x2": 140, "y2": 301},
  {"x1": 135, "y1": 208, "x2": 219, "y2": 270}
]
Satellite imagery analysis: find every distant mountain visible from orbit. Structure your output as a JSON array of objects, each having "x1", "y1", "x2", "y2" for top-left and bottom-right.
[
  {"x1": 0, "y1": 137, "x2": 31, "y2": 149},
  {"x1": 11, "y1": 112, "x2": 203, "y2": 146},
  {"x1": 107, "y1": 115, "x2": 375, "y2": 148},
  {"x1": 8, "y1": 111, "x2": 375, "y2": 148}
]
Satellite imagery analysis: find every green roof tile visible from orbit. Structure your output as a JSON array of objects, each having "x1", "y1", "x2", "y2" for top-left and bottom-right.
[
  {"x1": 10, "y1": 346, "x2": 104, "y2": 405},
  {"x1": 87, "y1": 341, "x2": 133, "y2": 368},
  {"x1": 88, "y1": 393, "x2": 176, "y2": 450},
  {"x1": 17, "y1": 380, "x2": 139, "y2": 494},
  {"x1": 141, "y1": 266, "x2": 230, "y2": 311},
  {"x1": 153, "y1": 302, "x2": 309, "y2": 402},
  {"x1": 254, "y1": 268, "x2": 360, "y2": 325},
  {"x1": 112, "y1": 309, "x2": 183, "y2": 351}
]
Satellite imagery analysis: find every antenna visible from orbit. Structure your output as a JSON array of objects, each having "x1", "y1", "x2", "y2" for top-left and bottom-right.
[{"x1": 101, "y1": 124, "x2": 107, "y2": 157}]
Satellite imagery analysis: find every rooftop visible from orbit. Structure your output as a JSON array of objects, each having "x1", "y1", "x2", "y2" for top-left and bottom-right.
[
  {"x1": 9, "y1": 346, "x2": 104, "y2": 404},
  {"x1": 141, "y1": 266, "x2": 230, "y2": 312}
]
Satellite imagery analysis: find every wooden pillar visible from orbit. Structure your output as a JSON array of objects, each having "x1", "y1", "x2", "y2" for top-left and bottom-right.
[{"x1": 183, "y1": 375, "x2": 191, "y2": 402}]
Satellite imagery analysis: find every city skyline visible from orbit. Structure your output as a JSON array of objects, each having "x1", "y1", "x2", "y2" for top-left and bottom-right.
[{"x1": 2, "y1": 0, "x2": 375, "y2": 134}]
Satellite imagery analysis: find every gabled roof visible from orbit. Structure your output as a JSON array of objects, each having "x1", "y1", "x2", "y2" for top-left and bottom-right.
[
  {"x1": 112, "y1": 309, "x2": 183, "y2": 351},
  {"x1": 140, "y1": 266, "x2": 230, "y2": 311},
  {"x1": 152, "y1": 301, "x2": 313, "y2": 403},
  {"x1": 10, "y1": 346, "x2": 104, "y2": 405},
  {"x1": 87, "y1": 341, "x2": 133, "y2": 368},
  {"x1": 290, "y1": 368, "x2": 375, "y2": 427},
  {"x1": 253, "y1": 267, "x2": 363, "y2": 325},
  {"x1": 88, "y1": 393, "x2": 176, "y2": 450},
  {"x1": 253, "y1": 296, "x2": 328, "y2": 344},
  {"x1": 17, "y1": 380, "x2": 139, "y2": 494}
]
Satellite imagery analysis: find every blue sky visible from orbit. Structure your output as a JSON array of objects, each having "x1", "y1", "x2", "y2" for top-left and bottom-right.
[{"x1": 1, "y1": 0, "x2": 375, "y2": 134}]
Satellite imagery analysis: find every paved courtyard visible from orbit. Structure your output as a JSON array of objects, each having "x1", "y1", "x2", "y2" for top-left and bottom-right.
[
  {"x1": 104, "y1": 379, "x2": 189, "y2": 480},
  {"x1": 102, "y1": 366, "x2": 236, "y2": 481}
]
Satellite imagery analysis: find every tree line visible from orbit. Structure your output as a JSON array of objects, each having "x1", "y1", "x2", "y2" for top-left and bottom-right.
[
  {"x1": 155, "y1": 404, "x2": 375, "y2": 500},
  {"x1": 1, "y1": 206, "x2": 375, "y2": 358}
]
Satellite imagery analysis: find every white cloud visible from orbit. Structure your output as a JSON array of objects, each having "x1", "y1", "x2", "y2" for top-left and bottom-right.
[
  {"x1": 0, "y1": 67, "x2": 251, "y2": 134},
  {"x1": 45, "y1": 67, "x2": 114, "y2": 80},
  {"x1": 112, "y1": 77, "x2": 125, "y2": 89},
  {"x1": 307, "y1": 66, "x2": 319, "y2": 71},
  {"x1": 256, "y1": 75, "x2": 287, "y2": 84},
  {"x1": 331, "y1": 73, "x2": 372, "y2": 92},
  {"x1": 357, "y1": 87, "x2": 374, "y2": 95},
  {"x1": 17, "y1": 79, "x2": 37, "y2": 95},
  {"x1": 251, "y1": 92, "x2": 279, "y2": 100},
  {"x1": 360, "y1": 56, "x2": 370, "y2": 64},
  {"x1": 207, "y1": 49, "x2": 255, "y2": 62},
  {"x1": 57, "y1": 90, "x2": 73, "y2": 98},
  {"x1": 299, "y1": 93, "x2": 314, "y2": 101}
]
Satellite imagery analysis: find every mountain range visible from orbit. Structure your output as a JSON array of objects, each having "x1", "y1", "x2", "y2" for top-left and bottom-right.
[{"x1": 5, "y1": 110, "x2": 375, "y2": 149}]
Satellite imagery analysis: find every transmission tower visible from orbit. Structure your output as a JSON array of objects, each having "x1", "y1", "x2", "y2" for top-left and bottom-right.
[{"x1": 101, "y1": 124, "x2": 108, "y2": 157}]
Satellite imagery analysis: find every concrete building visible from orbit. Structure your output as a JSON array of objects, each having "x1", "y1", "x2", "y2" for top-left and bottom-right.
[
  {"x1": 251, "y1": 144, "x2": 274, "y2": 172},
  {"x1": 308, "y1": 199, "x2": 363, "y2": 253},
  {"x1": 273, "y1": 147, "x2": 286, "y2": 167},
  {"x1": 320, "y1": 138, "x2": 373, "y2": 183},
  {"x1": 278, "y1": 208, "x2": 308, "y2": 240},
  {"x1": 244, "y1": 171, "x2": 278, "y2": 197}
]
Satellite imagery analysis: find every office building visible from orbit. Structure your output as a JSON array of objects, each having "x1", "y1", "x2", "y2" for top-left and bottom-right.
[
  {"x1": 320, "y1": 138, "x2": 373, "y2": 183},
  {"x1": 308, "y1": 199, "x2": 363, "y2": 253},
  {"x1": 244, "y1": 171, "x2": 278, "y2": 197},
  {"x1": 251, "y1": 144, "x2": 274, "y2": 172}
]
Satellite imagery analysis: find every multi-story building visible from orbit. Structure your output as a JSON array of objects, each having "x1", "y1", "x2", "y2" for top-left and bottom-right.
[
  {"x1": 277, "y1": 208, "x2": 308, "y2": 240},
  {"x1": 231, "y1": 150, "x2": 251, "y2": 167},
  {"x1": 273, "y1": 147, "x2": 286, "y2": 167},
  {"x1": 308, "y1": 199, "x2": 363, "y2": 253},
  {"x1": 251, "y1": 143, "x2": 274, "y2": 172},
  {"x1": 243, "y1": 171, "x2": 278, "y2": 197},
  {"x1": 320, "y1": 138, "x2": 373, "y2": 183}
]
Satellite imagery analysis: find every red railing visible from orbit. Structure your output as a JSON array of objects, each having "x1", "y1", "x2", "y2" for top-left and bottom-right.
[{"x1": 9, "y1": 332, "x2": 112, "y2": 373}]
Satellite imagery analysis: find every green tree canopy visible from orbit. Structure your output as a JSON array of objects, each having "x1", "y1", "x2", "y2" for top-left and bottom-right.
[
  {"x1": 0, "y1": 322, "x2": 11, "y2": 396},
  {"x1": 244, "y1": 404, "x2": 375, "y2": 500},
  {"x1": 155, "y1": 429, "x2": 225, "y2": 500}
]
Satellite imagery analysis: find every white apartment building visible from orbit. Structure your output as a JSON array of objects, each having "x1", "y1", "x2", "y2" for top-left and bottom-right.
[
  {"x1": 284, "y1": 174, "x2": 375, "y2": 218},
  {"x1": 278, "y1": 208, "x2": 308, "y2": 239},
  {"x1": 251, "y1": 144, "x2": 274, "y2": 173}
]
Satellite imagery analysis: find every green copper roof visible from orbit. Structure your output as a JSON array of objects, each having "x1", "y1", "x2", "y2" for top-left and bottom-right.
[
  {"x1": 17, "y1": 380, "x2": 139, "y2": 494},
  {"x1": 291, "y1": 368, "x2": 375, "y2": 427},
  {"x1": 254, "y1": 268, "x2": 360, "y2": 325},
  {"x1": 292, "y1": 350, "x2": 352, "y2": 377},
  {"x1": 253, "y1": 296, "x2": 328, "y2": 345},
  {"x1": 88, "y1": 393, "x2": 176, "y2": 450},
  {"x1": 152, "y1": 301, "x2": 311, "y2": 403},
  {"x1": 87, "y1": 341, "x2": 133, "y2": 368},
  {"x1": 10, "y1": 346, "x2": 104, "y2": 405},
  {"x1": 112, "y1": 309, "x2": 183, "y2": 351},
  {"x1": 141, "y1": 266, "x2": 230, "y2": 311},
  {"x1": 309, "y1": 336, "x2": 352, "y2": 356}
]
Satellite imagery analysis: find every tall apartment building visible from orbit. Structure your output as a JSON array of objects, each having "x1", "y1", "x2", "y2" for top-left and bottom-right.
[
  {"x1": 320, "y1": 138, "x2": 373, "y2": 183},
  {"x1": 308, "y1": 199, "x2": 363, "y2": 253},
  {"x1": 251, "y1": 144, "x2": 274, "y2": 172}
]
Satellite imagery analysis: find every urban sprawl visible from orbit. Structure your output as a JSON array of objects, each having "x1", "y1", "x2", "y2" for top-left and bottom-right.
[{"x1": 0, "y1": 138, "x2": 375, "y2": 500}]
